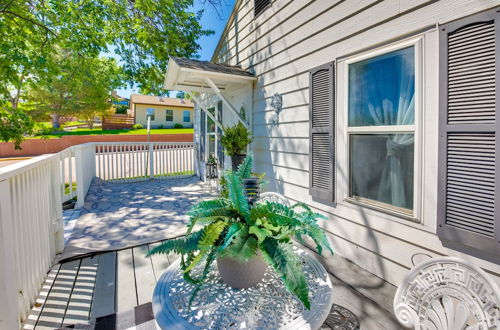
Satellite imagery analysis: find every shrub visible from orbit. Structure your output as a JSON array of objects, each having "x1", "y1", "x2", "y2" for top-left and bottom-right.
[
  {"x1": 158, "y1": 124, "x2": 164, "y2": 129},
  {"x1": 34, "y1": 126, "x2": 56, "y2": 137},
  {"x1": 173, "y1": 123, "x2": 184, "y2": 129},
  {"x1": 220, "y1": 122, "x2": 252, "y2": 156},
  {"x1": 132, "y1": 123, "x2": 143, "y2": 129}
]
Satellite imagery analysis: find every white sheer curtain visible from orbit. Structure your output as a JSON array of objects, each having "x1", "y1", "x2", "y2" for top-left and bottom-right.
[
  {"x1": 369, "y1": 74, "x2": 414, "y2": 208},
  {"x1": 349, "y1": 46, "x2": 415, "y2": 209}
]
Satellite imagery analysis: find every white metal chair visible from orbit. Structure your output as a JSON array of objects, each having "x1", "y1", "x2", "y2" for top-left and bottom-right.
[
  {"x1": 257, "y1": 192, "x2": 290, "y2": 206},
  {"x1": 393, "y1": 256, "x2": 500, "y2": 330}
]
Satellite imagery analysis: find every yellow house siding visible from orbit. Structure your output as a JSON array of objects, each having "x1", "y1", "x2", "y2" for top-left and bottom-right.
[{"x1": 134, "y1": 104, "x2": 193, "y2": 128}]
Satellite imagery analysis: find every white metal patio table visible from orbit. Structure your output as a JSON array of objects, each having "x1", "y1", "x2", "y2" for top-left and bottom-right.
[{"x1": 152, "y1": 248, "x2": 333, "y2": 329}]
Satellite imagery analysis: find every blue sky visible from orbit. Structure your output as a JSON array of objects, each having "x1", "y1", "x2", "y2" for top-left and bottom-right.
[{"x1": 115, "y1": 0, "x2": 236, "y2": 98}]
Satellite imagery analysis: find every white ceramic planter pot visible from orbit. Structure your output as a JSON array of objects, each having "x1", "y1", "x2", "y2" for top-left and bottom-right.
[{"x1": 216, "y1": 253, "x2": 268, "y2": 289}]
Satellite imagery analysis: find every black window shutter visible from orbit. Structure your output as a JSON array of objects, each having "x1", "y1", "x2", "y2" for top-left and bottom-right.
[
  {"x1": 254, "y1": 0, "x2": 270, "y2": 18},
  {"x1": 437, "y1": 8, "x2": 500, "y2": 254},
  {"x1": 309, "y1": 62, "x2": 335, "y2": 202}
]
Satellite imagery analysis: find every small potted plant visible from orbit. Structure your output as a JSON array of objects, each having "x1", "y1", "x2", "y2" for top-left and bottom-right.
[
  {"x1": 220, "y1": 122, "x2": 252, "y2": 170},
  {"x1": 148, "y1": 155, "x2": 333, "y2": 309}
]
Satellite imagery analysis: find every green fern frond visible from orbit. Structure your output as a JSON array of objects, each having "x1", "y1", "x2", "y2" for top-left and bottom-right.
[
  {"x1": 236, "y1": 153, "x2": 253, "y2": 179},
  {"x1": 187, "y1": 208, "x2": 236, "y2": 234},
  {"x1": 225, "y1": 172, "x2": 250, "y2": 222},
  {"x1": 189, "y1": 199, "x2": 231, "y2": 215},
  {"x1": 183, "y1": 250, "x2": 207, "y2": 273},
  {"x1": 218, "y1": 222, "x2": 243, "y2": 251},
  {"x1": 260, "y1": 238, "x2": 310, "y2": 309},
  {"x1": 187, "y1": 216, "x2": 232, "y2": 234},
  {"x1": 249, "y1": 224, "x2": 272, "y2": 244},
  {"x1": 290, "y1": 202, "x2": 313, "y2": 213},
  {"x1": 199, "y1": 221, "x2": 227, "y2": 249},
  {"x1": 303, "y1": 222, "x2": 333, "y2": 255},
  {"x1": 147, "y1": 230, "x2": 203, "y2": 257},
  {"x1": 220, "y1": 227, "x2": 258, "y2": 261},
  {"x1": 251, "y1": 203, "x2": 302, "y2": 228},
  {"x1": 188, "y1": 247, "x2": 218, "y2": 309},
  {"x1": 183, "y1": 221, "x2": 228, "y2": 273}
]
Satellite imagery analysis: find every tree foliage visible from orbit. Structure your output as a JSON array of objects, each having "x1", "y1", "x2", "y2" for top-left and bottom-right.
[
  {"x1": 1, "y1": 0, "x2": 215, "y2": 99},
  {"x1": 0, "y1": 0, "x2": 218, "y2": 143},
  {"x1": 0, "y1": 105, "x2": 35, "y2": 149},
  {"x1": 29, "y1": 53, "x2": 123, "y2": 128}
]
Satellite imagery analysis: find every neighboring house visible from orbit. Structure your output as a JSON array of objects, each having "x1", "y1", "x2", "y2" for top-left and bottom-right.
[
  {"x1": 129, "y1": 94, "x2": 194, "y2": 128},
  {"x1": 165, "y1": 0, "x2": 500, "y2": 296},
  {"x1": 111, "y1": 90, "x2": 130, "y2": 107}
]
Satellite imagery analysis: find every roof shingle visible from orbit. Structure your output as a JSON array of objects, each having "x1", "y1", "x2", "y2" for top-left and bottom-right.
[
  {"x1": 130, "y1": 95, "x2": 194, "y2": 108},
  {"x1": 171, "y1": 57, "x2": 254, "y2": 78}
]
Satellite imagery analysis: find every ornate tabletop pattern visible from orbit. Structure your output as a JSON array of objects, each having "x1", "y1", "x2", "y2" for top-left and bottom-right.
[
  {"x1": 393, "y1": 257, "x2": 500, "y2": 330},
  {"x1": 153, "y1": 248, "x2": 333, "y2": 329}
]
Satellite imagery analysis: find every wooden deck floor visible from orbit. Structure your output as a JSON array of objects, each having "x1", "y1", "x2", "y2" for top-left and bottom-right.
[
  {"x1": 24, "y1": 242, "x2": 401, "y2": 330},
  {"x1": 24, "y1": 241, "x2": 177, "y2": 329}
]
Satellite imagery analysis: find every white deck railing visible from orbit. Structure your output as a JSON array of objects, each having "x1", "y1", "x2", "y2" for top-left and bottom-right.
[
  {"x1": 0, "y1": 141, "x2": 194, "y2": 328},
  {"x1": 95, "y1": 142, "x2": 194, "y2": 182}
]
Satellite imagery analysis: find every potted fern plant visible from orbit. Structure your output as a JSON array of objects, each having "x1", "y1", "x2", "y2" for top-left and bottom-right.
[
  {"x1": 148, "y1": 155, "x2": 332, "y2": 309},
  {"x1": 220, "y1": 122, "x2": 252, "y2": 170}
]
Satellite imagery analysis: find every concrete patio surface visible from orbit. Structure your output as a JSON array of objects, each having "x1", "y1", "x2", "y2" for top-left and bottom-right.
[{"x1": 60, "y1": 176, "x2": 215, "y2": 261}]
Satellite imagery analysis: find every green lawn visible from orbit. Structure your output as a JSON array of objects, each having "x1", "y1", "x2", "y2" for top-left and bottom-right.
[
  {"x1": 29, "y1": 127, "x2": 194, "y2": 139},
  {"x1": 36, "y1": 121, "x2": 85, "y2": 129}
]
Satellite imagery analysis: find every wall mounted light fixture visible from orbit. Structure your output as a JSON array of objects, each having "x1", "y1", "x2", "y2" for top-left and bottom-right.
[{"x1": 270, "y1": 93, "x2": 282, "y2": 124}]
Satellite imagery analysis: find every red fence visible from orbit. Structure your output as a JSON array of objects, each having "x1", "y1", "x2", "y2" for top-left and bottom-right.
[
  {"x1": 0, "y1": 134, "x2": 193, "y2": 157},
  {"x1": 102, "y1": 114, "x2": 134, "y2": 130}
]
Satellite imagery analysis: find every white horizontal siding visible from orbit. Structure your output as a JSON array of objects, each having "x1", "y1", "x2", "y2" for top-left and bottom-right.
[{"x1": 214, "y1": 0, "x2": 500, "y2": 288}]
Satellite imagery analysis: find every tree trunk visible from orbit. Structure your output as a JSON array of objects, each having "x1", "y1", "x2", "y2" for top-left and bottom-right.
[
  {"x1": 52, "y1": 114, "x2": 61, "y2": 129},
  {"x1": 10, "y1": 74, "x2": 25, "y2": 109}
]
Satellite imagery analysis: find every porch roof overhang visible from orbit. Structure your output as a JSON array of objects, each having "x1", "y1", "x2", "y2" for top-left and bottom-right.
[{"x1": 163, "y1": 57, "x2": 256, "y2": 93}]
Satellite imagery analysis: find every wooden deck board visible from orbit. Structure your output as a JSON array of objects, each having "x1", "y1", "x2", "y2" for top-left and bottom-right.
[
  {"x1": 89, "y1": 252, "x2": 117, "y2": 320},
  {"x1": 116, "y1": 249, "x2": 137, "y2": 312},
  {"x1": 35, "y1": 259, "x2": 80, "y2": 329},
  {"x1": 26, "y1": 239, "x2": 398, "y2": 329},
  {"x1": 61, "y1": 256, "x2": 98, "y2": 326},
  {"x1": 148, "y1": 241, "x2": 171, "y2": 280},
  {"x1": 133, "y1": 245, "x2": 157, "y2": 305},
  {"x1": 23, "y1": 264, "x2": 61, "y2": 329}
]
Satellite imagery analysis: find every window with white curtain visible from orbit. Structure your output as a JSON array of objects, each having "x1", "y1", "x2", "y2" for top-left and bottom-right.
[{"x1": 347, "y1": 46, "x2": 416, "y2": 213}]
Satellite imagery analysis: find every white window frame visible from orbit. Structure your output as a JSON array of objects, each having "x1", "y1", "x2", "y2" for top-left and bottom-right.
[
  {"x1": 337, "y1": 36, "x2": 424, "y2": 221},
  {"x1": 165, "y1": 109, "x2": 173, "y2": 122},
  {"x1": 204, "y1": 106, "x2": 218, "y2": 162},
  {"x1": 183, "y1": 110, "x2": 191, "y2": 123},
  {"x1": 146, "y1": 107, "x2": 155, "y2": 121}
]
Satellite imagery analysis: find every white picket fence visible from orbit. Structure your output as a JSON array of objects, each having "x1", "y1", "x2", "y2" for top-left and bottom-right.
[
  {"x1": 95, "y1": 142, "x2": 194, "y2": 182},
  {"x1": 0, "y1": 141, "x2": 195, "y2": 328}
]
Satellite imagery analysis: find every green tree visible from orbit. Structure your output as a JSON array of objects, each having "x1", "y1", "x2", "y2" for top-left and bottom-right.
[
  {"x1": 30, "y1": 54, "x2": 123, "y2": 128},
  {"x1": 0, "y1": 0, "x2": 218, "y2": 143}
]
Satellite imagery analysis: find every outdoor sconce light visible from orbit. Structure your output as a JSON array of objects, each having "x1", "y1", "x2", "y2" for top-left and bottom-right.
[{"x1": 270, "y1": 93, "x2": 282, "y2": 125}]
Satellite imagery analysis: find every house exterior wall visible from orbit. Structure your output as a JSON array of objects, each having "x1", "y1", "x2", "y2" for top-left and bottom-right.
[
  {"x1": 134, "y1": 104, "x2": 194, "y2": 128},
  {"x1": 212, "y1": 0, "x2": 500, "y2": 287}
]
